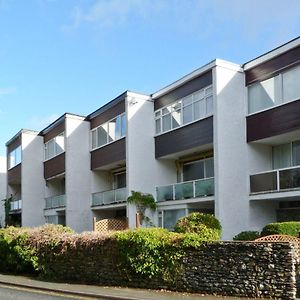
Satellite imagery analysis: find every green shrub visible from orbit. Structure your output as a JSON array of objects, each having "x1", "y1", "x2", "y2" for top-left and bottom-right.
[
  {"x1": 174, "y1": 212, "x2": 221, "y2": 240},
  {"x1": 261, "y1": 222, "x2": 300, "y2": 237},
  {"x1": 0, "y1": 227, "x2": 38, "y2": 273},
  {"x1": 114, "y1": 228, "x2": 183, "y2": 281},
  {"x1": 233, "y1": 231, "x2": 260, "y2": 241}
]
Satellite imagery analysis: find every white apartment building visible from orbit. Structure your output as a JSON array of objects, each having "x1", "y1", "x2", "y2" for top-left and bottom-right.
[{"x1": 5, "y1": 37, "x2": 300, "y2": 239}]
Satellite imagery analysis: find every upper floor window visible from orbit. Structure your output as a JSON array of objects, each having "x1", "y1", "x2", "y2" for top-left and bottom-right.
[
  {"x1": 91, "y1": 113, "x2": 126, "y2": 150},
  {"x1": 182, "y1": 157, "x2": 214, "y2": 182},
  {"x1": 44, "y1": 132, "x2": 65, "y2": 161},
  {"x1": 272, "y1": 140, "x2": 300, "y2": 169},
  {"x1": 248, "y1": 65, "x2": 300, "y2": 114},
  {"x1": 8, "y1": 146, "x2": 21, "y2": 169},
  {"x1": 155, "y1": 85, "x2": 213, "y2": 135}
]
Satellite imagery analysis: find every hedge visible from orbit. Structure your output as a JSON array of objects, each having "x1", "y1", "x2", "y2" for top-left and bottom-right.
[
  {"x1": 174, "y1": 212, "x2": 221, "y2": 240},
  {"x1": 0, "y1": 223, "x2": 218, "y2": 280},
  {"x1": 261, "y1": 222, "x2": 300, "y2": 237},
  {"x1": 233, "y1": 231, "x2": 260, "y2": 241}
]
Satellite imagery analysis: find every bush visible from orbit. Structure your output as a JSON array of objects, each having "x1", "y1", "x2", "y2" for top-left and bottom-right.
[
  {"x1": 0, "y1": 224, "x2": 74, "y2": 275},
  {"x1": 261, "y1": 222, "x2": 300, "y2": 237},
  {"x1": 233, "y1": 231, "x2": 260, "y2": 241},
  {"x1": 0, "y1": 227, "x2": 38, "y2": 273},
  {"x1": 174, "y1": 212, "x2": 221, "y2": 241},
  {"x1": 114, "y1": 228, "x2": 183, "y2": 281}
]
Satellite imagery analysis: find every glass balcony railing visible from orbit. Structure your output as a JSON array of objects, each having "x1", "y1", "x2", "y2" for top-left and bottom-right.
[
  {"x1": 10, "y1": 200, "x2": 22, "y2": 211},
  {"x1": 156, "y1": 178, "x2": 214, "y2": 202},
  {"x1": 92, "y1": 187, "x2": 127, "y2": 206},
  {"x1": 250, "y1": 166, "x2": 300, "y2": 194},
  {"x1": 45, "y1": 194, "x2": 66, "y2": 209}
]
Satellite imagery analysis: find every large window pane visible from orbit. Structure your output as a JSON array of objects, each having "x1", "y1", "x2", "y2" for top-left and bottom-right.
[
  {"x1": 272, "y1": 143, "x2": 291, "y2": 169},
  {"x1": 115, "y1": 116, "x2": 121, "y2": 140},
  {"x1": 205, "y1": 158, "x2": 214, "y2": 177},
  {"x1": 248, "y1": 77, "x2": 276, "y2": 114},
  {"x1": 283, "y1": 66, "x2": 300, "y2": 102},
  {"x1": 155, "y1": 118, "x2": 161, "y2": 134},
  {"x1": 163, "y1": 209, "x2": 186, "y2": 231},
  {"x1": 194, "y1": 99, "x2": 205, "y2": 120},
  {"x1": 14, "y1": 146, "x2": 21, "y2": 166},
  {"x1": 121, "y1": 114, "x2": 126, "y2": 137},
  {"x1": 206, "y1": 96, "x2": 213, "y2": 115},
  {"x1": 98, "y1": 125, "x2": 108, "y2": 147},
  {"x1": 55, "y1": 134, "x2": 64, "y2": 154},
  {"x1": 91, "y1": 130, "x2": 97, "y2": 149},
  {"x1": 171, "y1": 102, "x2": 181, "y2": 129},
  {"x1": 183, "y1": 104, "x2": 193, "y2": 124},
  {"x1": 293, "y1": 141, "x2": 300, "y2": 166},
  {"x1": 47, "y1": 140, "x2": 55, "y2": 159},
  {"x1": 183, "y1": 161, "x2": 204, "y2": 181},
  {"x1": 108, "y1": 119, "x2": 116, "y2": 142},
  {"x1": 162, "y1": 113, "x2": 171, "y2": 131},
  {"x1": 114, "y1": 172, "x2": 126, "y2": 189}
]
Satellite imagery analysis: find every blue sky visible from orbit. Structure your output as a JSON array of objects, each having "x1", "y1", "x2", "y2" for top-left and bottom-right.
[{"x1": 1, "y1": 0, "x2": 300, "y2": 156}]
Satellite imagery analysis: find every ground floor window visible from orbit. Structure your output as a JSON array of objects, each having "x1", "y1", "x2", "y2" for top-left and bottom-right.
[
  {"x1": 276, "y1": 201, "x2": 300, "y2": 222},
  {"x1": 158, "y1": 207, "x2": 214, "y2": 230}
]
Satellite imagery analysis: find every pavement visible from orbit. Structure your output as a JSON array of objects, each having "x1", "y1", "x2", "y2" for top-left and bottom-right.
[{"x1": 0, "y1": 273, "x2": 246, "y2": 299}]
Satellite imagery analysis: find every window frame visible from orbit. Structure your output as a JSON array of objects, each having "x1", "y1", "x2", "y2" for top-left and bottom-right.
[
  {"x1": 247, "y1": 64, "x2": 300, "y2": 116},
  {"x1": 154, "y1": 85, "x2": 213, "y2": 136},
  {"x1": 8, "y1": 145, "x2": 22, "y2": 170},
  {"x1": 90, "y1": 113, "x2": 126, "y2": 151},
  {"x1": 44, "y1": 132, "x2": 65, "y2": 161}
]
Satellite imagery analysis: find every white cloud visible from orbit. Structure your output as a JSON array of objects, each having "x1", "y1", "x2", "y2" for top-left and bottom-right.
[{"x1": 27, "y1": 113, "x2": 60, "y2": 131}]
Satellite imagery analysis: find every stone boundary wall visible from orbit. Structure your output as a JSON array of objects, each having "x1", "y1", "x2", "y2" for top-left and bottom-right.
[{"x1": 39, "y1": 240, "x2": 298, "y2": 299}]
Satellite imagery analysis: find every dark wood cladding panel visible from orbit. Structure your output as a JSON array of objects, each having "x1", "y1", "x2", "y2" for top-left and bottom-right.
[
  {"x1": 247, "y1": 100, "x2": 300, "y2": 142},
  {"x1": 44, "y1": 153, "x2": 65, "y2": 179},
  {"x1": 7, "y1": 164, "x2": 21, "y2": 184},
  {"x1": 246, "y1": 45, "x2": 300, "y2": 85},
  {"x1": 154, "y1": 71, "x2": 212, "y2": 110},
  {"x1": 90, "y1": 100, "x2": 125, "y2": 129},
  {"x1": 155, "y1": 117, "x2": 213, "y2": 158},
  {"x1": 7, "y1": 136, "x2": 21, "y2": 153},
  {"x1": 91, "y1": 138, "x2": 126, "y2": 169},
  {"x1": 43, "y1": 121, "x2": 65, "y2": 143}
]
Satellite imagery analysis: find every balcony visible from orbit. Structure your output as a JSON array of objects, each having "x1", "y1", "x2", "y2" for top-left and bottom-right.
[
  {"x1": 250, "y1": 166, "x2": 300, "y2": 194},
  {"x1": 92, "y1": 187, "x2": 127, "y2": 206},
  {"x1": 45, "y1": 194, "x2": 66, "y2": 209},
  {"x1": 10, "y1": 200, "x2": 22, "y2": 211},
  {"x1": 156, "y1": 178, "x2": 214, "y2": 202}
]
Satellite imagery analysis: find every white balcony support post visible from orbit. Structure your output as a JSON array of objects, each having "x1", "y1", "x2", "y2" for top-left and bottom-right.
[
  {"x1": 193, "y1": 180, "x2": 196, "y2": 198},
  {"x1": 173, "y1": 184, "x2": 175, "y2": 200},
  {"x1": 277, "y1": 170, "x2": 280, "y2": 191}
]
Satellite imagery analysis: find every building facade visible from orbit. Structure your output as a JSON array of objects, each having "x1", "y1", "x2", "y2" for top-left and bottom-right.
[{"x1": 5, "y1": 37, "x2": 300, "y2": 239}]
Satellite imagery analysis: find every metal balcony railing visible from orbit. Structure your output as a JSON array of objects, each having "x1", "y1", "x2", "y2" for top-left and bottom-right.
[
  {"x1": 45, "y1": 194, "x2": 66, "y2": 209},
  {"x1": 156, "y1": 178, "x2": 214, "y2": 202},
  {"x1": 250, "y1": 166, "x2": 300, "y2": 194},
  {"x1": 92, "y1": 187, "x2": 127, "y2": 206}
]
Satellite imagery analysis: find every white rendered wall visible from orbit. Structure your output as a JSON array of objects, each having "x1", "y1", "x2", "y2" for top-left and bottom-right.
[
  {"x1": 21, "y1": 132, "x2": 45, "y2": 227},
  {"x1": 65, "y1": 116, "x2": 92, "y2": 232},
  {"x1": 0, "y1": 157, "x2": 6, "y2": 227},
  {"x1": 126, "y1": 93, "x2": 177, "y2": 228},
  {"x1": 213, "y1": 63, "x2": 249, "y2": 240}
]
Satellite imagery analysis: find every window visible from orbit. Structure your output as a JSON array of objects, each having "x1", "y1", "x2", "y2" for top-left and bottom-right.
[
  {"x1": 91, "y1": 113, "x2": 126, "y2": 150},
  {"x1": 272, "y1": 140, "x2": 300, "y2": 169},
  {"x1": 248, "y1": 65, "x2": 300, "y2": 114},
  {"x1": 113, "y1": 172, "x2": 126, "y2": 189},
  {"x1": 155, "y1": 85, "x2": 213, "y2": 134},
  {"x1": 8, "y1": 146, "x2": 21, "y2": 169},
  {"x1": 44, "y1": 132, "x2": 65, "y2": 161},
  {"x1": 163, "y1": 209, "x2": 186, "y2": 231},
  {"x1": 182, "y1": 157, "x2": 214, "y2": 181}
]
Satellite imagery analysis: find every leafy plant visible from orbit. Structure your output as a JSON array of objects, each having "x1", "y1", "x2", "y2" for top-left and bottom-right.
[
  {"x1": 174, "y1": 212, "x2": 221, "y2": 240},
  {"x1": 127, "y1": 191, "x2": 156, "y2": 225},
  {"x1": 261, "y1": 222, "x2": 300, "y2": 237},
  {"x1": 233, "y1": 231, "x2": 260, "y2": 241}
]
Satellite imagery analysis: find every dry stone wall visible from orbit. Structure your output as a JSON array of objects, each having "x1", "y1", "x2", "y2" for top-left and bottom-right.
[{"x1": 38, "y1": 240, "x2": 298, "y2": 299}]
